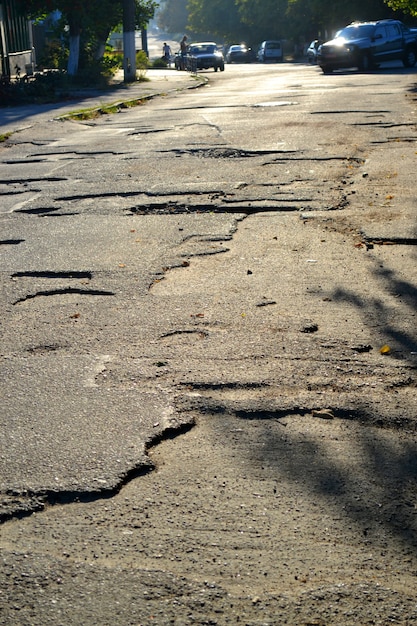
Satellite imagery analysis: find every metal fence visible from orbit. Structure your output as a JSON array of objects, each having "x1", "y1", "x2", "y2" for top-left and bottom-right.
[{"x1": 0, "y1": 0, "x2": 33, "y2": 78}]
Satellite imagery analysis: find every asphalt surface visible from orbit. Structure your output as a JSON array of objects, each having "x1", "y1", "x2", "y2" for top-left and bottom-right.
[
  {"x1": 1, "y1": 61, "x2": 417, "y2": 624},
  {"x1": 1, "y1": 67, "x2": 207, "y2": 518}
]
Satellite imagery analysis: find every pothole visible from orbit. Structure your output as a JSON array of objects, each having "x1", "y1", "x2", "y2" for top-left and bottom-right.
[{"x1": 166, "y1": 147, "x2": 297, "y2": 158}]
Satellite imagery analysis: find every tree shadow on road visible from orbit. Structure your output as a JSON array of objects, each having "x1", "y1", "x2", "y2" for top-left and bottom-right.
[
  {"x1": 199, "y1": 250, "x2": 417, "y2": 554},
  {"x1": 331, "y1": 257, "x2": 417, "y2": 362}
]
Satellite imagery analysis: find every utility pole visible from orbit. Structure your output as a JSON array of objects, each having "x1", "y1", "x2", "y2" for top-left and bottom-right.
[
  {"x1": 141, "y1": 27, "x2": 148, "y2": 58},
  {"x1": 123, "y1": 0, "x2": 136, "y2": 82}
]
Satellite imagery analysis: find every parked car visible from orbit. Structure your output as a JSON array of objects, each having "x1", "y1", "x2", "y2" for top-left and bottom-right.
[
  {"x1": 225, "y1": 44, "x2": 253, "y2": 63},
  {"x1": 187, "y1": 42, "x2": 225, "y2": 71},
  {"x1": 257, "y1": 40, "x2": 283, "y2": 62},
  {"x1": 317, "y1": 19, "x2": 417, "y2": 73},
  {"x1": 306, "y1": 39, "x2": 322, "y2": 64}
]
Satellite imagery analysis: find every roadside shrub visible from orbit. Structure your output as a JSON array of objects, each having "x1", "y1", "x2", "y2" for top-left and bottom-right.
[
  {"x1": 151, "y1": 57, "x2": 170, "y2": 68},
  {"x1": 37, "y1": 39, "x2": 68, "y2": 71},
  {"x1": 136, "y1": 50, "x2": 150, "y2": 81},
  {"x1": 0, "y1": 70, "x2": 69, "y2": 106}
]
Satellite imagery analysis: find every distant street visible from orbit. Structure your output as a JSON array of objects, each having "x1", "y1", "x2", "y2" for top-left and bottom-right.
[{"x1": 1, "y1": 60, "x2": 417, "y2": 623}]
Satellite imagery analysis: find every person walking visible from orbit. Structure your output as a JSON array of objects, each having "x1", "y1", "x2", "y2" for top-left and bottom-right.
[{"x1": 162, "y1": 42, "x2": 171, "y2": 65}]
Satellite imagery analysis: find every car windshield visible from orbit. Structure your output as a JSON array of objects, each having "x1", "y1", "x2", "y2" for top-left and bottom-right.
[
  {"x1": 190, "y1": 45, "x2": 216, "y2": 55},
  {"x1": 265, "y1": 42, "x2": 280, "y2": 49},
  {"x1": 335, "y1": 25, "x2": 375, "y2": 40}
]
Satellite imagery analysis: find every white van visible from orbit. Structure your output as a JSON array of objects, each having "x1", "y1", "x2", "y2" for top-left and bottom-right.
[{"x1": 257, "y1": 40, "x2": 283, "y2": 62}]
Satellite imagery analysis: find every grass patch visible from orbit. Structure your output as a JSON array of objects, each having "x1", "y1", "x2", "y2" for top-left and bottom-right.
[
  {"x1": 64, "y1": 97, "x2": 147, "y2": 121},
  {"x1": 0, "y1": 132, "x2": 12, "y2": 142}
]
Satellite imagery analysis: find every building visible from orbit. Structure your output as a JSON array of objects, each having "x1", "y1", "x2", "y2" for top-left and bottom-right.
[{"x1": 0, "y1": 0, "x2": 34, "y2": 78}]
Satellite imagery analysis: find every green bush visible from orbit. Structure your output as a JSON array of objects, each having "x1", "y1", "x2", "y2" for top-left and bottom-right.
[
  {"x1": 136, "y1": 49, "x2": 150, "y2": 69},
  {"x1": 37, "y1": 39, "x2": 68, "y2": 70},
  {"x1": 0, "y1": 70, "x2": 70, "y2": 106},
  {"x1": 151, "y1": 57, "x2": 169, "y2": 68},
  {"x1": 135, "y1": 49, "x2": 149, "y2": 81}
]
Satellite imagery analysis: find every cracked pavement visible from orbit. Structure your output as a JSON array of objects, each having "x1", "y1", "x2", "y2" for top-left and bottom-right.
[{"x1": 1, "y1": 63, "x2": 417, "y2": 623}]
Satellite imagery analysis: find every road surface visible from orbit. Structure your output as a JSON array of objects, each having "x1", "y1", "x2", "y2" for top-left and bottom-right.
[{"x1": 1, "y1": 61, "x2": 417, "y2": 624}]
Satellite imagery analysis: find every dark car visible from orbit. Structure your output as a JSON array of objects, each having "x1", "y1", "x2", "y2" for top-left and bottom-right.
[
  {"x1": 225, "y1": 44, "x2": 253, "y2": 63},
  {"x1": 317, "y1": 19, "x2": 417, "y2": 73},
  {"x1": 187, "y1": 42, "x2": 225, "y2": 72},
  {"x1": 306, "y1": 39, "x2": 322, "y2": 64}
]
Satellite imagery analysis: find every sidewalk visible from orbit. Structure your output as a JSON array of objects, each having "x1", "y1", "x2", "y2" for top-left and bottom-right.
[{"x1": 0, "y1": 69, "x2": 203, "y2": 134}]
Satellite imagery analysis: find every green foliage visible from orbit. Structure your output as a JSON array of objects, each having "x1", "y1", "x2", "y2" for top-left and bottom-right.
[
  {"x1": 136, "y1": 49, "x2": 150, "y2": 80},
  {"x1": 136, "y1": 49, "x2": 150, "y2": 69},
  {"x1": 185, "y1": 0, "x2": 407, "y2": 48},
  {"x1": 0, "y1": 70, "x2": 70, "y2": 106},
  {"x1": 157, "y1": 0, "x2": 188, "y2": 33},
  {"x1": 103, "y1": 51, "x2": 124, "y2": 72},
  {"x1": 151, "y1": 57, "x2": 170, "y2": 68},
  {"x1": 0, "y1": 132, "x2": 13, "y2": 142},
  {"x1": 384, "y1": 0, "x2": 417, "y2": 16},
  {"x1": 188, "y1": 0, "x2": 243, "y2": 39},
  {"x1": 37, "y1": 39, "x2": 68, "y2": 70},
  {"x1": 136, "y1": 0, "x2": 158, "y2": 29},
  {"x1": 17, "y1": 0, "x2": 156, "y2": 77}
]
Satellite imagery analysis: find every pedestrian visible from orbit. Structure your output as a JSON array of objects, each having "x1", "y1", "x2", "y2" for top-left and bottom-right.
[
  {"x1": 162, "y1": 42, "x2": 171, "y2": 65},
  {"x1": 180, "y1": 35, "x2": 188, "y2": 70}
]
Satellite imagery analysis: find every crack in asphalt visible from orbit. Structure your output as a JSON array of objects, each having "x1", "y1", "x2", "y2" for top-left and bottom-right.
[
  {"x1": 12, "y1": 271, "x2": 93, "y2": 279},
  {"x1": 13, "y1": 287, "x2": 114, "y2": 304},
  {"x1": 0, "y1": 420, "x2": 196, "y2": 523},
  {"x1": 363, "y1": 236, "x2": 417, "y2": 246},
  {"x1": 0, "y1": 176, "x2": 67, "y2": 184},
  {"x1": 15, "y1": 206, "x2": 63, "y2": 215}
]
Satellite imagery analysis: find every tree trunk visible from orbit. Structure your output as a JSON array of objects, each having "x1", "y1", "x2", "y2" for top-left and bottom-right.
[
  {"x1": 67, "y1": 14, "x2": 81, "y2": 76},
  {"x1": 94, "y1": 26, "x2": 112, "y2": 61}
]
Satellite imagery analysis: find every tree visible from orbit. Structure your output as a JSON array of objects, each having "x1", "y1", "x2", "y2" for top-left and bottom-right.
[
  {"x1": 18, "y1": 0, "x2": 156, "y2": 76},
  {"x1": 187, "y1": 0, "x2": 243, "y2": 40},
  {"x1": 384, "y1": 0, "x2": 417, "y2": 16},
  {"x1": 18, "y1": 0, "x2": 87, "y2": 74},
  {"x1": 235, "y1": 0, "x2": 289, "y2": 41},
  {"x1": 157, "y1": 0, "x2": 188, "y2": 34}
]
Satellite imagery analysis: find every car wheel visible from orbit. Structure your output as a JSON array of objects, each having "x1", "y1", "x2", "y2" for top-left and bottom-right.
[
  {"x1": 220, "y1": 63, "x2": 225, "y2": 71},
  {"x1": 214, "y1": 66, "x2": 218, "y2": 72},
  {"x1": 403, "y1": 47, "x2": 417, "y2": 67},
  {"x1": 358, "y1": 52, "x2": 372, "y2": 72},
  {"x1": 320, "y1": 65, "x2": 333, "y2": 74}
]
